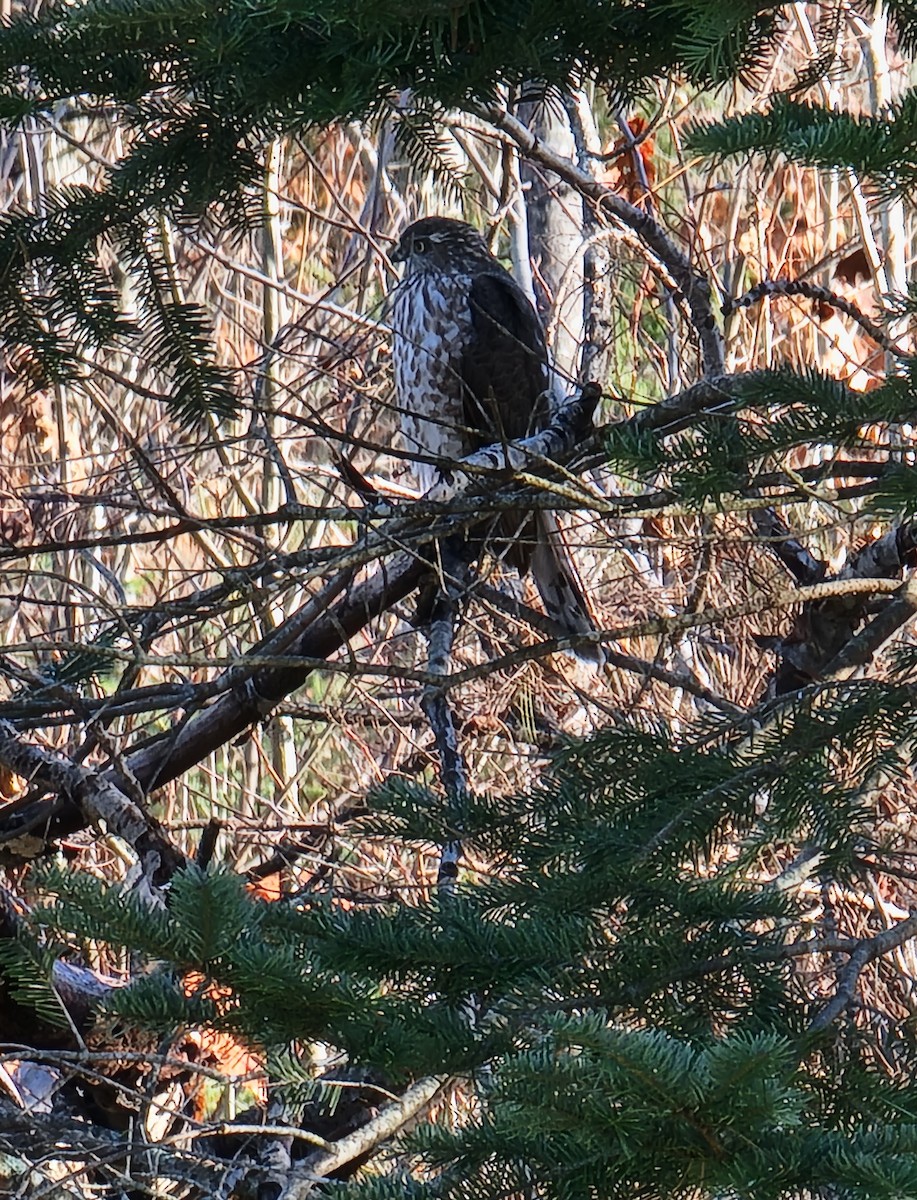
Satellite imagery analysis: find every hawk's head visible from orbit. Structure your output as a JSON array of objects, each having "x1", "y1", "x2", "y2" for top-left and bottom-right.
[{"x1": 391, "y1": 216, "x2": 492, "y2": 275}]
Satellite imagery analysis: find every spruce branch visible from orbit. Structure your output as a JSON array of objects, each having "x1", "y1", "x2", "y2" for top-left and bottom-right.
[{"x1": 688, "y1": 90, "x2": 917, "y2": 198}]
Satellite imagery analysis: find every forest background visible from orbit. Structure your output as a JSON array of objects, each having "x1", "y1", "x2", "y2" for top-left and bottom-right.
[{"x1": 2, "y1": 1, "x2": 917, "y2": 1197}]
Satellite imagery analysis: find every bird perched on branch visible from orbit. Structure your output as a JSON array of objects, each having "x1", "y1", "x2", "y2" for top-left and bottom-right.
[{"x1": 389, "y1": 215, "x2": 599, "y2": 655}]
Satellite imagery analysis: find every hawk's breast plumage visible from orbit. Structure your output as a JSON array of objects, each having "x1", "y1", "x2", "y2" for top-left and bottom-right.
[
  {"x1": 390, "y1": 268, "x2": 476, "y2": 494},
  {"x1": 389, "y1": 215, "x2": 599, "y2": 657}
]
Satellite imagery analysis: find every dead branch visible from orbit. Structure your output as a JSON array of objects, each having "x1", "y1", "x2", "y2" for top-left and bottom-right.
[
  {"x1": 441, "y1": 577, "x2": 908, "y2": 689},
  {"x1": 475, "y1": 582, "x2": 744, "y2": 715},
  {"x1": 724, "y1": 277, "x2": 910, "y2": 357},
  {"x1": 0, "y1": 387, "x2": 600, "y2": 863},
  {"x1": 0, "y1": 574, "x2": 908, "y2": 869},
  {"x1": 0, "y1": 502, "x2": 361, "y2": 564},
  {"x1": 0, "y1": 1103, "x2": 239, "y2": 1196},
  {"x1": 284, "y1": 1074, "x2": 448, "y2": 1198},
  {"x1": 764, "y1": 523, "x2": 917, "y2": 693},
  {"x1": 0, "y1": 719, "x2": 185, "y2": 886},
  {"x1": 752, "y1": 508, "x2": 826, "y2": 586},
  {"x1": 3, "y1": 376, "x2": 908, "y2": 868},
  {"x1": 809, "y1": 911, "x2": 917, "y2": 1031},
  {"x1": 821, "y1": 577, "x2": 917, "y2": 680}
]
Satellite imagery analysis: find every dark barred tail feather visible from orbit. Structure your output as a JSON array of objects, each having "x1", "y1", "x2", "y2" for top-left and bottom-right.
[{"x1": 530, "y1": 512, "x2": 604, "y2": 665}]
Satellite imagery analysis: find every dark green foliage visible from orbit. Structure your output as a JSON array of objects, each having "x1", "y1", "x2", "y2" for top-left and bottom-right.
[
  {"x1": 887, "y1": 0, "x2": 917, "y2": 54},
  {"x1": 27, "y1": 626, "x2": 122, "y2": 689},
  {"x1": 0, "y1": 147, "x2": 241, "y2": 423},
  {"x1": 869, "y1": 462, "x2": 917, "y2": 518},
  {"x1": 17, "y1": 684, "x2": 917, "y2": 1195},
  {"x1": 0, "y1": 935, "x2": 67, "y2": 1028},
  {"x1": 0, "y1": 185, "x2": 132, "y2": 387},
  {"x1": 0, "y1": 0, "x2": 792, "y2": 402},
  {"x1": 392, "y1": 1024, "x2": 917, "y2": 1200},
  {"x1": 606, "y1": 366, "x2": 917, "y2": 506},
  {"x1": 393, "y1": 110, "x2": 468, "y2": 206},
  {"x1": 127, "y1": 271, "x2": 240, "y2": 426},
  {"x1": 688, "y1": 89, "x2": 917, "y2": 197},
  {"x1": 0, "y1": 1, "x2": 786, "y2": 124}
]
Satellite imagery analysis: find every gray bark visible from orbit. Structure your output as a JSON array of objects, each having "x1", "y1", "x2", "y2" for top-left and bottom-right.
[{"x1": 516, "y1": 95, "x2": 585, "y2": 390}]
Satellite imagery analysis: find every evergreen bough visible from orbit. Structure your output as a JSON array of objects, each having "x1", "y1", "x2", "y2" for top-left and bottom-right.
[{"x1": 21, "y1": 684, "x2": 917, "y2": 1198}]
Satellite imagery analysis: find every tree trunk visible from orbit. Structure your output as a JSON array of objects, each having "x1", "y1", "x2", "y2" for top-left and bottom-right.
[{"x1": 516, "y1": 96, "x2": 584, "y2": 394}]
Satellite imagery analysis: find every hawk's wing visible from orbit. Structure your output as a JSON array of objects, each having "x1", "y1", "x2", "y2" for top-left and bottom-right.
[{"x1": 461, "y1": 270, "x2": 550, "y2": 448}]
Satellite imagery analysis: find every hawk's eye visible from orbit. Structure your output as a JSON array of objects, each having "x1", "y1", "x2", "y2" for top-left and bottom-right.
[{"x1": 413, "y1": 237, "x2": 430, "y2": 255}]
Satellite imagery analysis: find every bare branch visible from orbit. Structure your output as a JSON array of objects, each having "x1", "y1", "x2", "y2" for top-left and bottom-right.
[
  {"x1": 752, "y1": 508, "x2": 826, "y2": 586},
  {"x1": 764, "y1": 523, "x2": 917, "y2": 693},
  {"x1": 285, "y1": 1075, "x2": 448, "y2": 1197},
  {"x1": 724, "y1": 277, "x2": 911, "y2": 358},
  {"x1": 822, "y1": 577, "x2": 917, "y2": 680},
  {"x1": 809, "y1": 911, "x2": 917, "y2": 1031},
  {"x1": 0, "y1": 388, "x2": 601, "y2": 861},
  {"x1": 0, "y1": 720, "x2": 184, "y2": 886}
]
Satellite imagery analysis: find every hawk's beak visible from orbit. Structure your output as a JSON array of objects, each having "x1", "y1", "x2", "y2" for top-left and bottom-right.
[{"x1": 390, "y1": 238, "x2": 408, "y2": 264}]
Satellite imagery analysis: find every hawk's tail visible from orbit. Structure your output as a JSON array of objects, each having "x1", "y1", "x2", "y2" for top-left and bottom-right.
[{"x1": 530, "y1": 511, "x2": 603, "y2": 665}]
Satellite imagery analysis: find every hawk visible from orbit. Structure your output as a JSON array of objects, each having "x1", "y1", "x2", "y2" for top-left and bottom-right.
[{"x1": 389, "y1": 215, "x2": 598, "y2": 654}]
